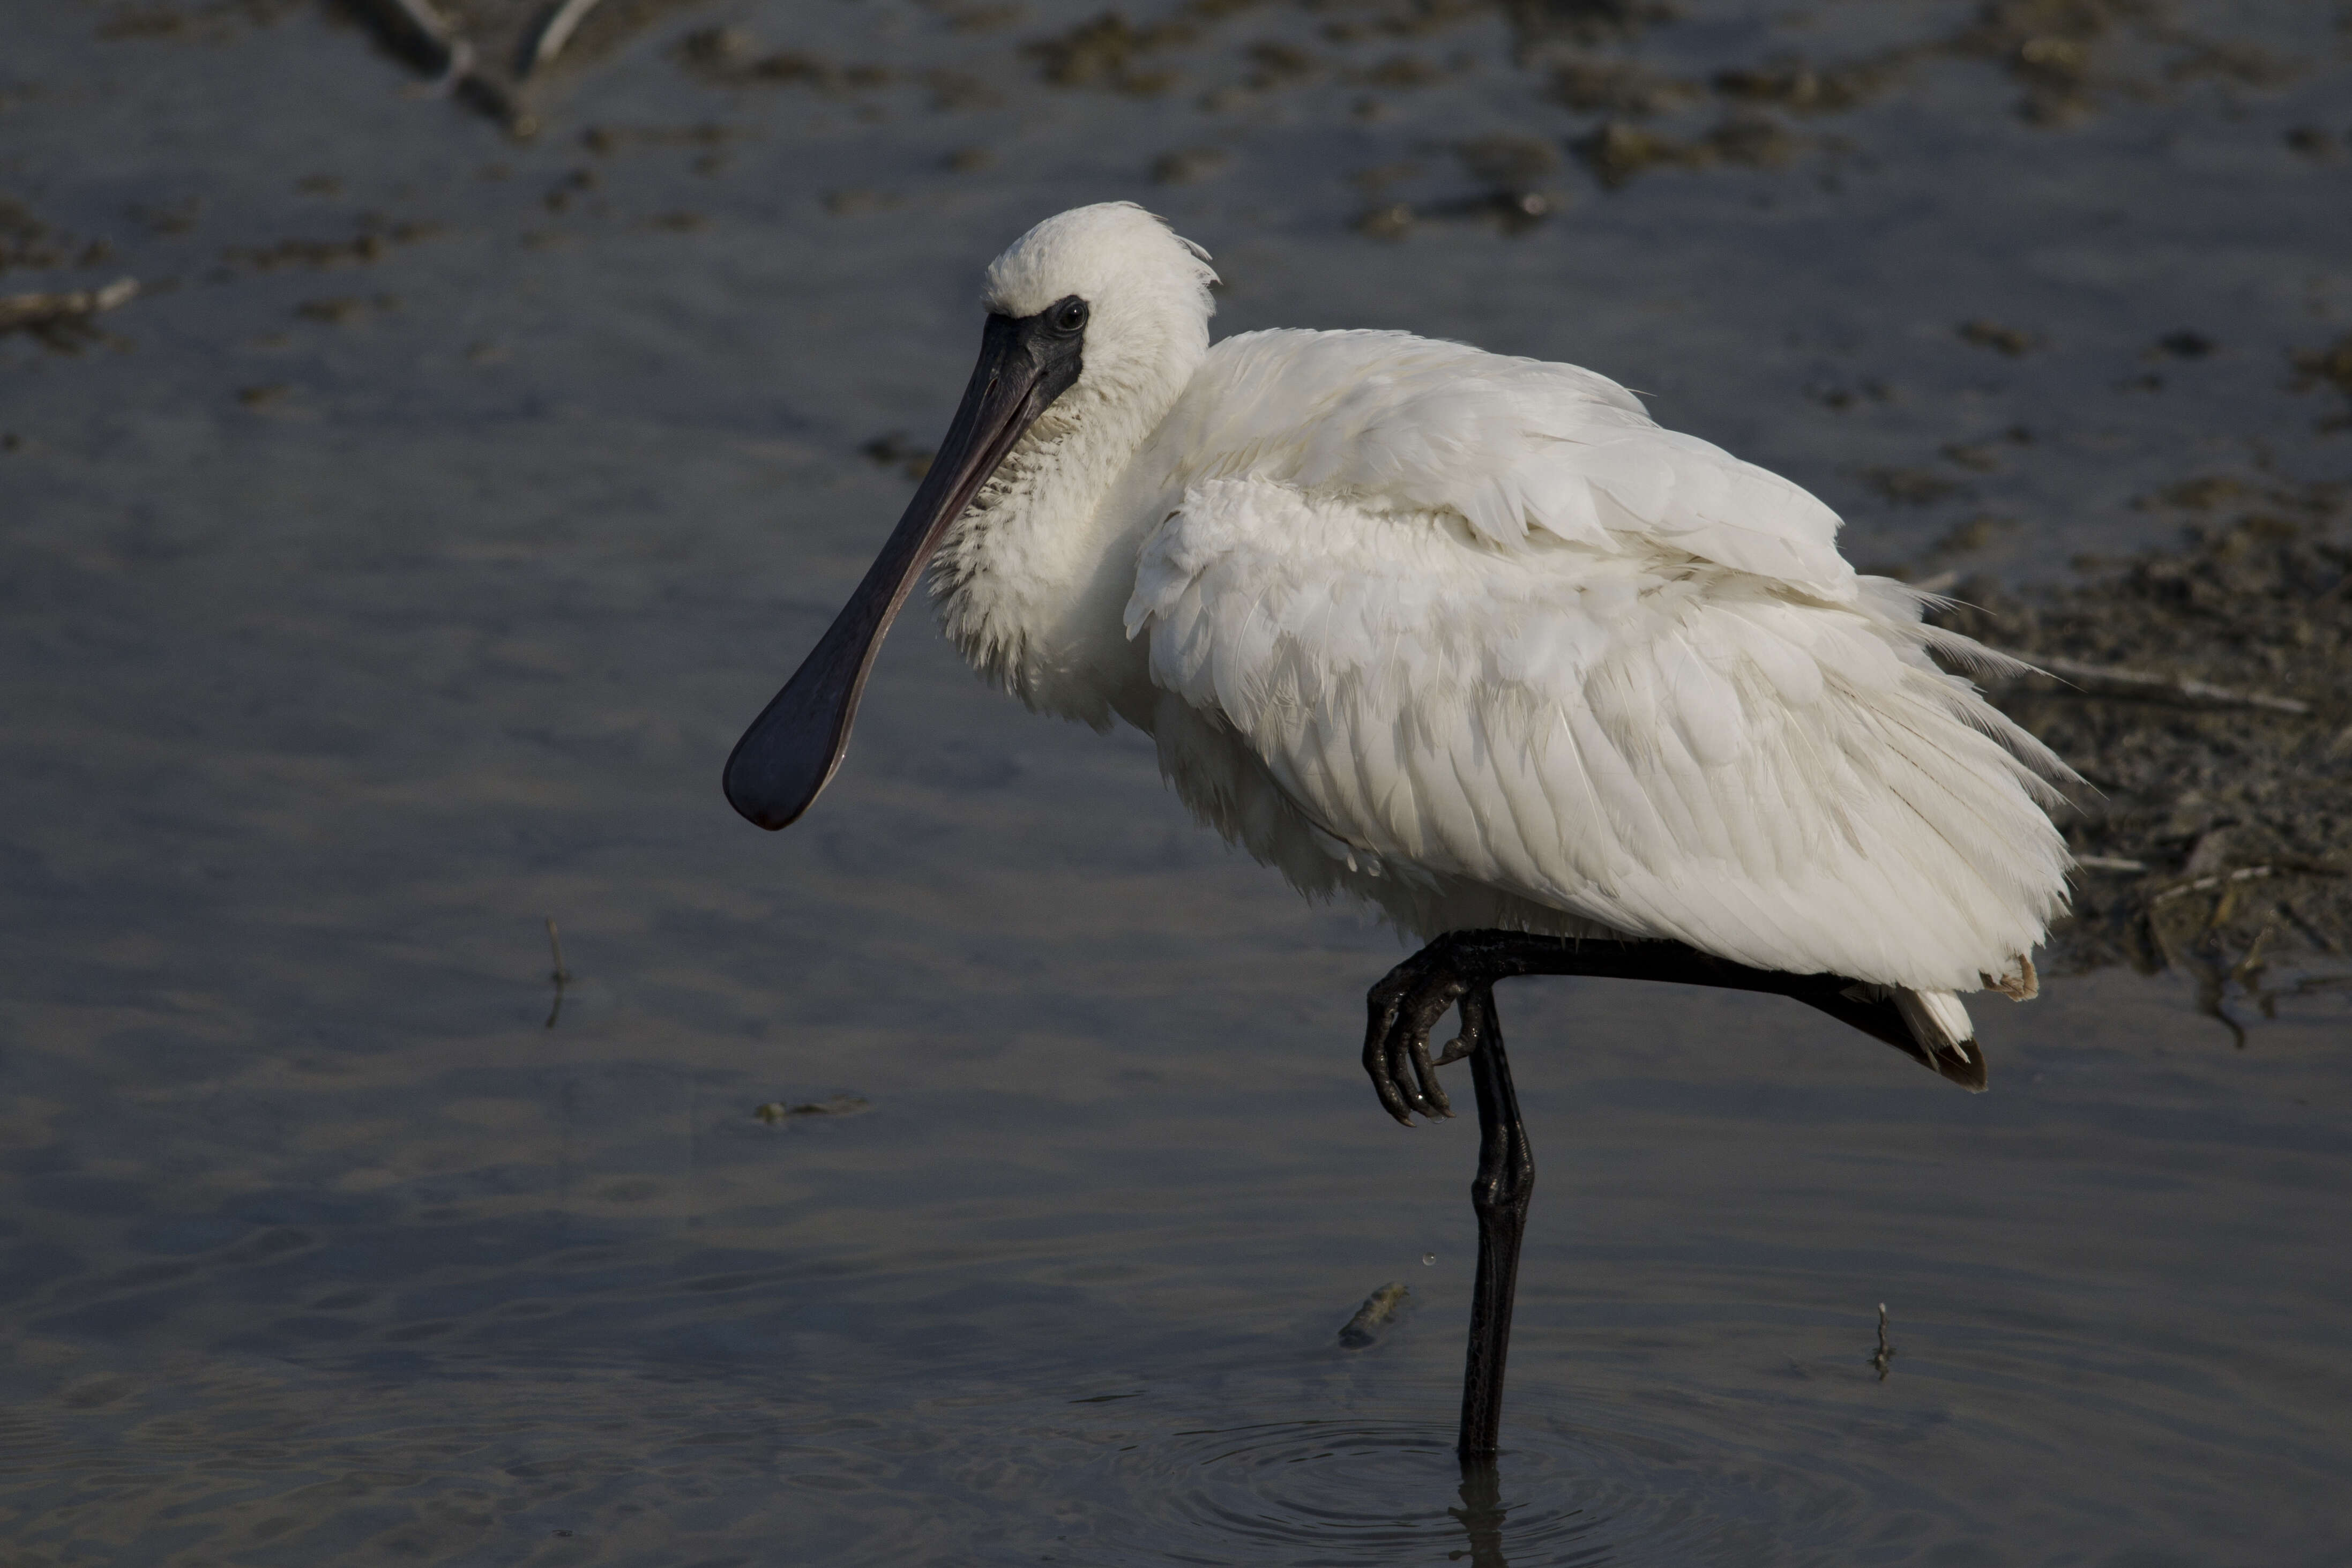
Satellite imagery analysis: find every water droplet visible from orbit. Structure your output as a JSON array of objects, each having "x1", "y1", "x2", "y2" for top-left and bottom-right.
[{"x1": 1421, "y1": 1252, "x2": 1437, "y2": 1267}]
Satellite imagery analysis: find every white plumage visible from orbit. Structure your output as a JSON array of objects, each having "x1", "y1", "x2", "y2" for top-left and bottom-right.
[{"x1": 925, "y1": 204, "x2": 2073, "y2": 1054}]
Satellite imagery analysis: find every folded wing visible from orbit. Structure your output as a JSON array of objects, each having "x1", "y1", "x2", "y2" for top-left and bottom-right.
[
  {"x1": 1143, "y1": 329, "x2": 1859, "y2": 602},
  {"x1": 1125, "y1": 475, "x2": 2072, "y2": 992}
]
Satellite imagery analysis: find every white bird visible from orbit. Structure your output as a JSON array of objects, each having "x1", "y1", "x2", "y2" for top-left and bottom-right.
[{"x1": 723, "y1": 201, "x2": 2074, "y2": 1460}]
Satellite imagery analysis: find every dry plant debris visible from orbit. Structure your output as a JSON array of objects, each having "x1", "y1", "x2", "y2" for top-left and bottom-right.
[
  {"x1": 1503, "y1": 0, "x2": 1677, "y2": 51},
  {"x1": 222, "y1": 223, "x2": 442, "y2": 273},
  {"x1": 1958, "y1": 319, "x2": 2043, "y2": 357},
  {"x1": 158, "y1": 0, "x2": 2316, "y2": 190},
  {"x1": 1927, "y1": 480, "x2": 2352, "y2": 1028},
  {"x1": 1572, "y1": 115, "x2": 1796, "y2": 187},
  {"x1": 1547, "y1": 55, "x2": 1697, "y2": 116},
  {"x1": 676, "y1": 27, "x2": 893, "y2": 93},
  {"x1": 2, "y1": 197, "x2": 98, "y2": 275},
  {"x1": 1025, "y1": 9, "x2": 1196, "y2": 93},
  {"x1": 1017, "y1": 1, "x2": 1306, "y2": 94},
  {"x1": 1712, "y1": 50, "x2": 1916, "y2": 114}
]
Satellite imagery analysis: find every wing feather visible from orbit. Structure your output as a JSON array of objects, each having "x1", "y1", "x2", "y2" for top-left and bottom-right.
[
  {"x1": 1129, "y1": 478, "x2": 2072, "y2": 991},
  {"x1": 1141, "y1": 330, "x2": 1859, "y2": 602}
]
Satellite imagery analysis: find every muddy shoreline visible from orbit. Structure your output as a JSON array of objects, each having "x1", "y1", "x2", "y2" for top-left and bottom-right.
[{"x1": 1929, "y1": 477, "x2": 2351, "y2": 1024}]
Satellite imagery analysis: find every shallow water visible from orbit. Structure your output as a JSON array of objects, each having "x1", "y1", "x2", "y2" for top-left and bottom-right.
[{"x1": 4, "y1": 1, "x2": 2351, "y2": 1563}]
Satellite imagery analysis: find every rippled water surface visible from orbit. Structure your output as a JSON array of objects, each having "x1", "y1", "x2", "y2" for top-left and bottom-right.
[{"x1": 5, "y1": 1, "x2": 2351, "y2": 1562}]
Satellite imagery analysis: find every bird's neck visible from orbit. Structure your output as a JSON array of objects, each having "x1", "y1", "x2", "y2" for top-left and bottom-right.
[{"x1": 929, "y1": 342, "x2": 1201, "y2": 728}]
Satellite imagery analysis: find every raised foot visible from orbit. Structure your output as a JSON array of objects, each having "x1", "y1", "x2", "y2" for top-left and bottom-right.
[{"x1": 1364, "y1": 932, "x2": 1505, "y2": 1126}]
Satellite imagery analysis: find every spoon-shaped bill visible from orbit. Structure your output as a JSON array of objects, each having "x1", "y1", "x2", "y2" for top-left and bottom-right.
[{"x1": 723, "y1": 309, "x2": 1084, "y2": 830}]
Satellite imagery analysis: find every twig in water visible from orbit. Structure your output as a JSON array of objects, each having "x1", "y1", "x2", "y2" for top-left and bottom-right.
[
  {"x1": 1987, "y1": 648, "x2": 2312, "y2": 716},
  {"x1": 753, "y1": 1094, "x2": 870, "y2": 1123},
  {"x1": 520, "y1": 0, "x2": 607, "y2": 78},
  {"x1": 0, "y1": 278, "x2": 138, "y2": 342},
  {"x1": 544, "y1": 916, "x2": 571, "y2": 1028},
  {"x1": 1339, "y1": 1282, "x2": 1412, "y2": 1348},
  {"x1": 1870, "y1": 1303, "x2": 1894, "y2": 1380}
]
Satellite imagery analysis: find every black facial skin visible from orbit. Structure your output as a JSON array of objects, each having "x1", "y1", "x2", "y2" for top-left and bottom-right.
[{"x1": 722, "y1": 296, "x2": 1088, "y2": 831}]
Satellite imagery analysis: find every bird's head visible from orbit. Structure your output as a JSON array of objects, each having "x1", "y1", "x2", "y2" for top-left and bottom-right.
[
  {"x1": 980, "y1": 201, "x2": 1218, "y2": 423},
  {"x1": 722, "y1": 203, "x2": 1216, "y2": 832}
]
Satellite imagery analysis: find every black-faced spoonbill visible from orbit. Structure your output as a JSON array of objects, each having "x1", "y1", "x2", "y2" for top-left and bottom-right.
[{"x1": 723, "y1": 203, "x2": 2072, "y2": 1462}]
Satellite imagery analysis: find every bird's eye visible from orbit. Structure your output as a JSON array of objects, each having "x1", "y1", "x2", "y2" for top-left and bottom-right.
[{"x1": 1052, "y1": 297, "x2": 1089, "y2": 334}]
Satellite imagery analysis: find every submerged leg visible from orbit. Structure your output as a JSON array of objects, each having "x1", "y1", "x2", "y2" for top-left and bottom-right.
[{"x1": 1455, "y1": 984, "x2": 1532, "y2": 1461}]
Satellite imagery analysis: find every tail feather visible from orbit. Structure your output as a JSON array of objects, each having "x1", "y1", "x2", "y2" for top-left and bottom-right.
[
  {"x1": 1893, "y1": 987, "x2": 1983, "y2": 1091},
  {"x1": 1789, "y1": 968, "x2": 2037, "y2": 1094},
  {"x1": 1809, "y1": 979, "x2": 1983, "y2": 1091}
]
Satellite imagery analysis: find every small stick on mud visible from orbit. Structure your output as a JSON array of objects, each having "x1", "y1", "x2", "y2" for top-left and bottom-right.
[
  {"x1": 2151, "y1": 865, "x2": 2277, "y2": 905},
  {"x1": 1870, "y1": 1302, "x2": 1894, "y2": 1380},
  {"x1": 0, "y1": 278, "x2": 139, "y2": 338},
  {"x1": 544, "y1": 916, "x2": 572, "y2": 1028},
  {"x1": 2075, "y1": 855, "x2": 2149, "y2": 872},
  {"x1": 520, "y1": 0, "x2": 607, "y2": 78},
  {"x1": 2148, "y1": 863, "x2": 2347, "y2": 906},
  {"x1": 1987, "y1": 648, "x2": 2312, "y2": 716}
]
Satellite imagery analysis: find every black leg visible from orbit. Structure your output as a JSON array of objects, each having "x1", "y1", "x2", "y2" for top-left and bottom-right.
[
  {"x1": 1457, "y1": 984, "x2": 1533, "y2": 1461},
  {"x1": 1360, "y1": 929, "x2": 1984, "y2": 1465},
  {"x1": 1365, "y1": 931, "x2": 1980, "y2": 1130}
]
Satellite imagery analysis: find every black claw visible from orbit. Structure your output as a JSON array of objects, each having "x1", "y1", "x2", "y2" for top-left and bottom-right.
[
  {"x1": 1409, "y1": 1031, "x2": 1450, "y2": 1116},
  {"x1": 1386, "y1": 1040, "x2": 1421, "y2": 1117},
  {"x1": 1390, "y1": 1032, "x2": 1431, "y2": 1118},
  {"x1": 1364, "y1": 989, "x2": 1417, "y2": 1125},
  {"x1": 1364, "y1": 952, "x2": 1492, "y2": 1123}
]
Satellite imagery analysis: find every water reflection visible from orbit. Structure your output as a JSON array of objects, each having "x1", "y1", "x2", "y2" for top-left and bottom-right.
[{"x1": 1450, "y1": 1459, "x2": 1517, "y2": 1568}]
